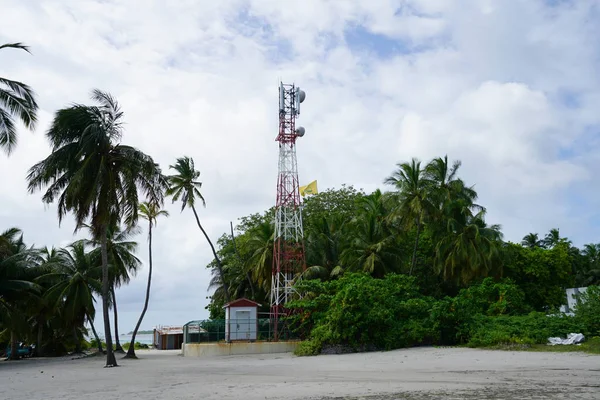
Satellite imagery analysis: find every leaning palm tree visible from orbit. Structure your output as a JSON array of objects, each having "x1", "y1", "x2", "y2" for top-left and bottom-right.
[
  {"x1": 0, "y1": 43, "x2": 38, "y2": 154},
  {"x1": 167, "y1": 156, "x2": 230, "y2": 302},
  {"x1": 26, "y1": 89, "x2": 166, "y2": 367},
  {"x1": 125, "y1": 201, "x2": 168, "y2": 359},
  {"x1": 384, "y1": 158, "x2": 434, "y2": 275}
]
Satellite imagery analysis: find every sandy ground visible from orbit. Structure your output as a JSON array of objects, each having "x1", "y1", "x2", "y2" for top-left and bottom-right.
[{"x1": 1, "y1": 347, "x2": 599, "y2": 399}]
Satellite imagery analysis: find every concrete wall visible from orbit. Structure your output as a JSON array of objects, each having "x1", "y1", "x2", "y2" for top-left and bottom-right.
[{"x1": 182, "y1": 341, "x2": 300, "y2": 357}]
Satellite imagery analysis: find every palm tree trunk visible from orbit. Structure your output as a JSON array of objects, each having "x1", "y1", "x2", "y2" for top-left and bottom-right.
[
  {"x1": 101, "y1": 225, "x2": 118, "y2": 367},
  {"x1": 409, "y1": 215, "x2": 422, "y2": 276},
  {"x1": 111, "y1": 287, "x2": 124, "y2": 352},
  {"x1": 86, "y1": 313, "x2": 103, "y2": 353},
  {"x1": 9, "y1": 330, "x2": 19, "y2": 360},
  {"x1": 73, "y1": 326, "x2": 82, "y2": 353},
  {"x1": 192, "y1": 205, "x2": 230, "y2": 302},
  {"x1": 231, "y1": 221, "x2": 255, "y2": 299},
  {"x1": 36, "y1": 318, "x2": 44, "y2": 357},
  {"x1": 125, "y1": 220, "x2": 153, "y2": 359}
]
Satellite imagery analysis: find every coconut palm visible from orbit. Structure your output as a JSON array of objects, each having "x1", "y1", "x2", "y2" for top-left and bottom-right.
[
  {"x1": 0, "y1": 228, "x2": 36, "y2": 360},
  {"x1": 125, "y1": 201, "x2": 169, "y2": 359},
  {"x1": 434, "y1": 200, "x2": 503, "y2": 285},
  {"x1": 542, "y1": 228, "x2": 572, "y2": 248},
  {"x1": 384, "y1": 158, "x2": 434, "y2": 275},
  {"x1": 40, "y1": 240, "x2": 102, "y2": 354},
  {"x1": 0, "y1": 43, "x2": 38, "y2": 155},
  {"x1": 245, "y1": 220, "x2": 275, "y2": 292},
  {"x1": 167, "y1": 156, "x2": 230, "y2": 302},
  {"x1": 425, "y1": 156, "x2": 481, "y2": 212},
  {"x1": 521, "y1": 233, "x2": 543, "y2": 249},
  {"x1": 582, "y1": 243, "x2": 600, "y2": 286},
  {"x1": 303, "y1": 214, "x2": 346, "y2": 280},
  {"x1": 90, "y1": 225, "x2": 141, "y2": 353},
  {"x1": 29, "y1": 246, "x2": 62, "y2": 357},
  {"x1": 26, "y1": 89, "x2": 165, "y2": 367},
  {"x1": 340, "y1": 190, "x2": 401, "y2": 277}
]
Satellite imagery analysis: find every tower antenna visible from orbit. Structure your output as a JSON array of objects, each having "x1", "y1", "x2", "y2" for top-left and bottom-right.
[{"x1": 271, "y1": 81, "x2": 307, "y2": 341}]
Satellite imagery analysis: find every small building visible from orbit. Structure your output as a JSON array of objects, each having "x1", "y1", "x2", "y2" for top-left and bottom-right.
[
  {"x1": 560, "y1": 287, "x2": 588, "y2": 314},
  {"x1": 153, "y1": 326, "x2": 185, "y2": 350},
  {"x1": 224, "y1": 298, "x2": 261, "y2": 342}
]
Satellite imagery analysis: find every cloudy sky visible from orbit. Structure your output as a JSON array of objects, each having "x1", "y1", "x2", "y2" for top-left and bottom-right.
[{"x1": 1, "y1": 0, "x2": 599, "y2": 334}]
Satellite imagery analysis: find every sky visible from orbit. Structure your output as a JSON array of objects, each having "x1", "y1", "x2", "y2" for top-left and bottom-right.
[{"x1": 1, "y1": 0, "x2": 600, "y2": 334}]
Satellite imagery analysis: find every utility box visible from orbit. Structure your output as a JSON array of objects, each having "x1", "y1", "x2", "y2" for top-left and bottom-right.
[{"x1": 223, "y1": 298, "x2": 260, "y2": 342}]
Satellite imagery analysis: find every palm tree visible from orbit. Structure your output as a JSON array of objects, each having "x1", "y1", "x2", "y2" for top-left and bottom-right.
[
  {"x1": 167, "y1": 156, "x2": 230, "y2": 302},
  {"x1": 0, "y1": 228, "x2": 36, "y2": 360},
  {"x1": 521, "y1": 233, "x2": 543, "y2": 249},
  {"x1": 40, "y1": 240, "x2": 102, "y2": 354},
  {"x1": 303, "y1": 215, "x2": 346, "y2": 280},
  {"x1": 384, "y1": 158, "x2": 434, "y2": 275},
  {"x1": 89, "y1": 225, "x2": 141, "y2": 353},
  {"x1": 425, "y1": 156, "x2": 480, "y2": 212},
  {"x1": 434, "y1": 201, "x2": 503, "y2": 285},
  {"x1": 125, "y1": 201, "x2": 168, "y2": 359},
  {"x1": 542, "y1": 228, "x2": 571, "y2": 248},
  {"x1": 26, "y1": 89, "x2": 165, "y2": 367},
  {"x1": 340, "y1": 190, "x2": 401, "y2": 277},
  {"x1": 245, "y1": 220, "x2": 275, "y2": 293},
  {"x1": 582, "y1": 243, "x2": 600, "y2": 286},
  {"x1": 0, "y1": 43, "x2": 38, "y2": 155},
  {"x1": 29, "y1": 247, "x2": 61, "y2": 357}
]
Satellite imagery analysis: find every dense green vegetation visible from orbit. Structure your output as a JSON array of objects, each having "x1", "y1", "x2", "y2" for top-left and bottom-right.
[{"x1": 203, "y1": 157, "x2": 600, "y2": 355}]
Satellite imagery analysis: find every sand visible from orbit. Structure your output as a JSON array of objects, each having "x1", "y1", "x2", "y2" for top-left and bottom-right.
[{"x1": 1, "y1": 347, "x2": 598, "y2": 399}]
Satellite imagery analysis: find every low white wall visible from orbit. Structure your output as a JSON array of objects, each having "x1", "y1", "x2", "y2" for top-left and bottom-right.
[{"x1": 182, "y1": 341, "x2": 300, "y2": 357}]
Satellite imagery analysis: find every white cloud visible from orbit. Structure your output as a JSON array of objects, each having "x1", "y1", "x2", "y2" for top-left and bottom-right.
[{"x1": 1, "y1": 0, "x2": 599, "y2": 331}]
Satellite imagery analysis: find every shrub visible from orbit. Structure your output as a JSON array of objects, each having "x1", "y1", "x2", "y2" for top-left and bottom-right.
[
  {"x1": 430, "y1": 278, "x2": 528, "y2": 345},
  {"x1": 467, "y1": 313, "x2": 583, "y2": 347},
  {"x1": 574, "y1": 285, "x2": 600, "y2": 337},
  {"x1": 290, "y1": 273, "x2": 436, "y2": 352},
  {"x1": 294, "y1": 339, "x2": 322, "y2": 356}
]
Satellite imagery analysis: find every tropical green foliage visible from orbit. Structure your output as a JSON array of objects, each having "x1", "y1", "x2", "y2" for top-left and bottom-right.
[
  {"x1": 289, "y1": 274, "x2": 436, "y2": 352},
  {"x1": 465, "y1": 313, "x2": 583, "y2": 347},
  {"x1": 0, "y1": 230, "x2": 103, "y2": 358},
  {"x1": 574, "y1": 286, "x2": 600, "y2": 337},
  {"x1": 200, "y1": 155, "x2": 599, "y2": 356},
  {"x1": 0, "y1": 42, "x2": 38, "y2": 155}
]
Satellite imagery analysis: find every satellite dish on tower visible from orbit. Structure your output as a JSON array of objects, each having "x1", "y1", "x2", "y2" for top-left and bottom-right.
[
  {"x1": 298, "y1": 90, "x2": 306, "y2": 103},
  {"x1": 295, "y1": 126, "x2": 305, "y2": 137}
]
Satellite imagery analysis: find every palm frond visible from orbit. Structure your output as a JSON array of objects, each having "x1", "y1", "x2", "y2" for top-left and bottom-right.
[{"x1": 0, "y1": 42, "x2": 31, "y2": 53}]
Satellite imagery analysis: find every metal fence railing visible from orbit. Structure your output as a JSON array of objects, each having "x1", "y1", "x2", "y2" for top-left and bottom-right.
[{"x1": 183, "y1": 318, "x2": 300, "y2": 343}]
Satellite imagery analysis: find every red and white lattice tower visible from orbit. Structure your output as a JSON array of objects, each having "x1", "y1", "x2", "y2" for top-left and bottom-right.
[{"x1": 271, "y1": 82, "x2": 307, "y2": 341}]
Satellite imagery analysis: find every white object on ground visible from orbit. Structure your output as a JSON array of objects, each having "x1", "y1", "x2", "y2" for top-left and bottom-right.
[{"x1": 547, "y1": 333, "x2": 585, "y2": 345}]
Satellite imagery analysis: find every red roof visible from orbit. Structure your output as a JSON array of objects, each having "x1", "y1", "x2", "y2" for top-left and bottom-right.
[{"x1": 222, "y1": 298, "x2": 261, "y2": 308}]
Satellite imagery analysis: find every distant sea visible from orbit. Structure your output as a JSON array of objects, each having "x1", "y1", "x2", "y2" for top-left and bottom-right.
[{"x1": 92, "y1": 333, "x2": 154, "y2": 346}]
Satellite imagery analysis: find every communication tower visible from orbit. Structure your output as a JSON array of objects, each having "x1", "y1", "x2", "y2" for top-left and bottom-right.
[{"x1": 271, "y1": 82, "x2": 307, "y2": 340}]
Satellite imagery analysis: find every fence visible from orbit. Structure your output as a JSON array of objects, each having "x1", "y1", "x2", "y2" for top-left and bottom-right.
[{"x1": 183, "y1": 318, "x2": 300, "y2": 343}]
